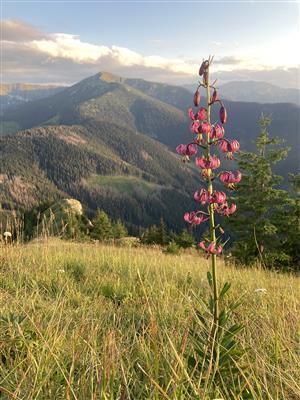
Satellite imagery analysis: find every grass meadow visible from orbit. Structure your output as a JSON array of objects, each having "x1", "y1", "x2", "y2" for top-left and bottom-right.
[{"x1": 0, "y1": 240, "x2": 299, "y2": 399}]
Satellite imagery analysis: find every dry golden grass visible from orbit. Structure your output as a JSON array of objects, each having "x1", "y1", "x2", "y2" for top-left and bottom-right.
[{"x1": 0, "y1": 240, "x2": 299, "y2": 399}]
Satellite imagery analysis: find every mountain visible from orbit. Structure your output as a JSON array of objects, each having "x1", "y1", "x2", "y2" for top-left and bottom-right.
[
  {"x1": 3, "y1": 73, "x2": 299, "y2": 175},
  {"x1": 1, "y1": 72, "x2": 299, "y2": 232},
  {"x1": 0, "y1": 83, "x2": 65, "y2": 111},
  {"x1": 219, "y1": 81, "x2": 300, "y2": 105},
  {"x1": 1, "y1": 72, "x2": 187, "y2": 145},
  {"x1": 125, "y1": 79, "x2": 299, "y2": 178},
  {"x1": 0, "y1": 122, "x2": 198, "y2": 233},
  {"x1": 184, "y1": 81, "x2": 300, "y2": 106}
]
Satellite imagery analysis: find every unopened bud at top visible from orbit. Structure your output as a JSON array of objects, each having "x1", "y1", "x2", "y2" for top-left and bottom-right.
[{"x1": 199, "y1": 60, "x2": 209, "y2": 76}]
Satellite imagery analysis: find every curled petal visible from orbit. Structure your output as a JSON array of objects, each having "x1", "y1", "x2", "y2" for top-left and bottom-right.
[
  {"x1": 190, "y1": 121, "x2": 200, "y2": 134},
  {"x1": 199, "y1": 122, "x2": 211, "y2": 134},
  {"x1": 195, "y1": 157, "x2": 206, "y2": 169},
  {"x1": 199, "y1": 241, "x2": 223, "y2": 255},
  {"x1": 230, "y1": 140, "x2": 240, "y2": 152},
  {"x1": 184, "y1": 212, "x2": 190, "y2": 222},
  {"x1": 188, "y1": 107, "x2": 195, "y2": 120},
  {"x1": 194, "y1": 188, "x2": 210, "y2": 205},
  {"x1": 176, "y1": 144, "x2": 187, "y2": 155},
  {"x1": 219, "y1": 140, "x2": 229, "y2": 153},
  {"x1": 198, "y1": 241, "x2": 206, "y2": 250},
  {"x1": 219, "y1": 171, "x2": 242, "y2": 186},
  {"x1": 211, "y1": 191, "x2": 227, "y2": 204},
  {"x1": 211, "y1": 124, "x2": 224, "y2": 140},
  {"x1": 216, "y1": 202, "x2": 237, "y2": 216},
  {"x1": 197, "y1": 107, "x2": 207, "y2": 121},
  {"x1": 184, "y1": 211, "x2": 205, "y2": 225},
  {"x1": 195, "y1": 155, "x2": 220, "y2": 170},
  {"x1": 186, "y1": 144, "x2": 197, "y2": 156}
]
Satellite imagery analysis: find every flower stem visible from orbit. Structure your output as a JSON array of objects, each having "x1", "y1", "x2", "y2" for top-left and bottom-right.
[{"x1": 206, "y1": 61, "x2": 219, "y2": 372}]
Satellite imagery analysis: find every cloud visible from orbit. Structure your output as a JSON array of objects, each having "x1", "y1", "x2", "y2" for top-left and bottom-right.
[
  {"x1": 214, "y1": 56, "x2": 243, "y2": 65},
  {"x1": 31, "y1": 34, "x2": 112, "y2": 63},
  {"x1": 2, "y1": 19, "x2": 46, "y2": 42},
  {"x1": 1, "y1": 19, "x2": 299, "y2": 89},
  {"x1": 29, "y1": 33, "x2": 196, "y2": 75}
]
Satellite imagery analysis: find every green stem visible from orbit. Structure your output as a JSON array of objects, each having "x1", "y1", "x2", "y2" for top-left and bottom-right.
[{"x1": 206, "y1": 62, "x2": 219, "y2": 372}]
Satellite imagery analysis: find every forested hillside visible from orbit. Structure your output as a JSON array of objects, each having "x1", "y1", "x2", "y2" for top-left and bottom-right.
[{"x1": 1, "y1": 71, "x2": 299, "y2": 231}]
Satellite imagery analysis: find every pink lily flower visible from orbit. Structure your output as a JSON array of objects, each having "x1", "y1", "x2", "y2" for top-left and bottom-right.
[
  {"x1": 190, "y1": 121, "x2": 201, "y2": 134},
  {"x1": 219, "y1": 139, "x2": 240, "y2": 159},
  {"x1": 199, "y1": 241, "x2": 223, "y2": 255},
  {"x1": 219, "y1": 171, "x2": 242, "y2": 188},
  {"x1": 216, "y1": 202, "x2": 237, "y2": 216},
  {"x1": 194, "y1": 188, "x2": 211, "y2": 205},
  {"x1": 199, "y1": 122, "x2": 211, "y2": 134},
  {"x1": 195, "y1": 155, "x2": 220, "y2": 170},
  {"x1": 211, "y1": 124, "x2": 224, "y2": 140},
  {"x1": 176, "y1": 144, "x2": 187, "y2": 155},
  {"x1": 184, "y1": 211, "x2": 207, "y2": 225},
  {"x1": 176, "y1": 144, "x2": 197, "y2": 160},
  {"x1": 211, "y1": 191, "x2": 227, "y2": 204}
]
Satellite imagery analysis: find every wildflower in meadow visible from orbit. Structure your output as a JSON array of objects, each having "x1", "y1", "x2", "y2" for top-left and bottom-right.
[
  {"x1": 176, "y1": 56, "x2": 241, "y2": 257},
  {"x1": 177, "y1": 57, "x2": 245, "y2": 389}
]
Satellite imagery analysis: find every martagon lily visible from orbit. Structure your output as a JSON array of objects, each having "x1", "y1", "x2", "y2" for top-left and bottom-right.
[{"x1": 176, "y1": 56, "x2": 242, "y2": 372}]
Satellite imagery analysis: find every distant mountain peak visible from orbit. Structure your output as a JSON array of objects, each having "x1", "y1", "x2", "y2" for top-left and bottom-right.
[{"x1": 97, "y1": 71, "x2": 122, "y2": 83}]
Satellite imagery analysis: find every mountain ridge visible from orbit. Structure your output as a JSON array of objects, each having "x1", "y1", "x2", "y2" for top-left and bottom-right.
[{"x1": 1, "y1": 71, "x2": 299, "y2": 231}]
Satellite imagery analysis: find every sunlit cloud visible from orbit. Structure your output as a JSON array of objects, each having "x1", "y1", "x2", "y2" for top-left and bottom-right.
[{"x1": 1, "y1": 19, "x2": 299, "y2": 88}]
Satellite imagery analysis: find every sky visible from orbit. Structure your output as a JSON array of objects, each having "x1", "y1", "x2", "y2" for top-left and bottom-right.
[{"x1": 1, "y1": 0, "x2": 300, "y2": 87}]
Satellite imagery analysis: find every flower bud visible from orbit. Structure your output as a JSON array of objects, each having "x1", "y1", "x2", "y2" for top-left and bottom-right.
[
  {"x1": 194, "y1": 89, "x2": 200, "y2": 107},
  {"x1": 199, "y1": 60, "x2": 209, "y2": 76},
  {"x1": 219, "y1": 105, "x2": 227, "y2": 124},
  {"x1": 212, "y1": 88, "x2": 218, "y2": 103}
]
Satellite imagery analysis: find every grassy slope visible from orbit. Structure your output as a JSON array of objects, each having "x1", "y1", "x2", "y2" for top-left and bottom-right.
[
  {"x1": 87, "y1": 174, "x2": 162, "y2": 195},
  {"x1": 0, "y1": 241, "x2": 299, "y2": 399}
]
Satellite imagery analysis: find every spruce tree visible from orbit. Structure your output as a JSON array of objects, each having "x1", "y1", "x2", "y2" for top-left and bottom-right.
[
  {"x1": 157, "y1": 217, "x2": 169, "y2": 245},
  {"x1": 112, "y1": 219, "x2": 128, "y2": 239},
  {"x1": 227, "y1": 115, "x2": 292, "y2": 268},
  {"x1": 173, "y1": 228, "x2": 195, "y2": 248},
  {"x1": 91, "y1": 209, "x2": 113, "y2": 240},
  {"x1": 275, "y1": 173, "x2": 300, "y2": 270}
]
